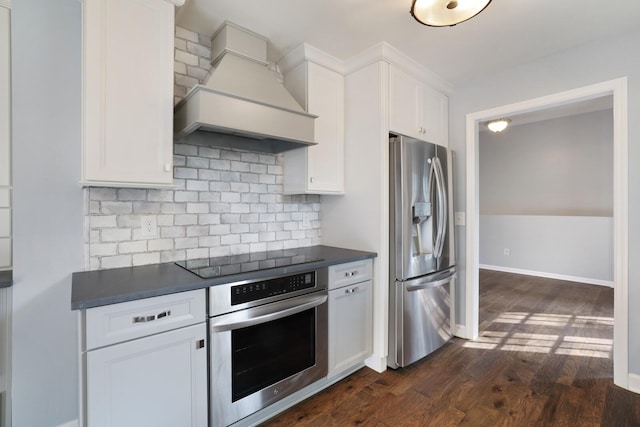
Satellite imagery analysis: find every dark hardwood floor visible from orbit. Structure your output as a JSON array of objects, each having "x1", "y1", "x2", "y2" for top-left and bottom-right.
[{"x1": 262, "y1": 270, "x2": 640, "y2": 426}]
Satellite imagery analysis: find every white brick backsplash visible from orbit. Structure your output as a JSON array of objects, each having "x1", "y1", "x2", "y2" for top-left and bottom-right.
[
  {"x1": 174, "y1": 59, "x2": 186, "y2": 74},
  {"x1": 101, "y1": 201, "x2": 133, "y2": 215},
  {"x1": 133, "y1": 202, "x2": 161, "y2": 214},
  {"x1": 90, "y1": 188, "x2": 117, "y2": 200},
  {"x1": 175, "y1": 26, "x2": 198, "y2": 42},
  {"x1": 161, "y1": 226, "x2": 186, "y2": 238},
  {"x1": 175, "y1": 237, "x2": 198, "y2": 249},
  {"x1": 174, "y1": 214, "x2": 198, "y2": 225},
  {"x1": 119, "y1": 241, "x2": 147, "y2": 254},
  {"x1": 175, "y1": 50, "x2": 199, "y2": 67},
  {"x1": 187, "y1": 65, "x2": 208, "y2": 81},
  {"x1": 187, "y1": 225, "x2": 210, "y2": 236},
  {"x1": 161, "y1": 249, "x2": 186, "y2": 263},
  {"x1": 101, "y1": 228, "x2": 132, "y2": 242},
  {"x1": 133, "y1": 252, "x2": 160, "y2": 266},
  {"x1": 118, "y1": 189, "x2": 147, "y2": 201},
  {"x1": 187, "y1": 203, "x2": 209, "y2": 214},
  {"x1": 101, "y1": 255, "x2": 132, "y2": 269},
  {"x1": 175, "y1": 191, "x2": 198, "y2": 203},
  {"x1": 186, "y1": 41, "x2": 210, "y2": 58},
  {"x1": 86, "y1": 115, "x2": 320, "y2": 268},
  {"x1": 198, "y1": 147, "x2": 220, "y2": 158},
  {"x1": 90, "y1": 215, "x2": 117, "y2": 228},
  {"x1": 187, "y1": 248, "x2": 209, "y2": 259},
  {"x1": 148, "y1": 190, "x2": 174, "y2": 202},
  {"x1": 187, "y1": 180, "x2": 209, "y2": 192},
  {"x1": 174, "y1": 167, "x2": 198, "y2": 179},
  {"x1": 148, "y1": 239, "x2": 174, "y2": 251},
  {"x1": 198, "y1": 214, "x2": 220, "y2": 225}
]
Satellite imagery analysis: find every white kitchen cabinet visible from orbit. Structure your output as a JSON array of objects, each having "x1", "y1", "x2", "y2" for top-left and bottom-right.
[
  {"x1": 281, "y1": 45, "x2": 345, "y2": 194},
  {"x1": 0, "y1": 4, "x2": 10, "y2": 270},
  {"x1": 327, "y1": 259, "x2": 373, "y2": 378},
  {"x1": 83, "y1": 289, "x2": 207, "y2": 427},
  {"x1": 81, "y1": 0, "x2": 183, "y2": 188},
  {"x1": 389, "y1": 65, "x2": 448, "y2": 146}
]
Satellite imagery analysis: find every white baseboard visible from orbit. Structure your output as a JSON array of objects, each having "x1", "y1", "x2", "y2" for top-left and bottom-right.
[
  {"x1": 454, "y1": 324, "x2": 469, "y2": 339},
  {"x1": 57, "y1": 420, "x2": 78, "y2": 427},
  {"x1": 479, "y1": 264, "x2": 614, "y2": 288},
  {"x1": 628, "y1": 373, "x2": 640, "y2": 394}
]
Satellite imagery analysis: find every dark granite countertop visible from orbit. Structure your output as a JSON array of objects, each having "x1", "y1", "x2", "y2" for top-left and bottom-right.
[
  {"x1": 72, "y1": 245, "x2": 376, "y2": 310},
  {"x1": 0, "y1": 270, "x2": 12, "y2": 288}
]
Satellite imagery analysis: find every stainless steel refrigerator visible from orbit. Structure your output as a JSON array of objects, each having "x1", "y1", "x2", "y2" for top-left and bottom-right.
[{"x1": 388, "y1": 133, "x2": 456, "y2": 369}]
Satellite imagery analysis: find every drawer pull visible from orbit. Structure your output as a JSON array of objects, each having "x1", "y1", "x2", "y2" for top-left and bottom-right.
[
  {"x1": 345, "y1": 286, "x2": 360, "y2": 294},
  {"x1": 343, "y1": 271, "x2": 359, "y2": 277},
  {"x1": 132, "y1": 310, "x2": 171, "y2": 323},
  {"x1": 157, "y1": 310, "x2": 171, "y2": 319}
]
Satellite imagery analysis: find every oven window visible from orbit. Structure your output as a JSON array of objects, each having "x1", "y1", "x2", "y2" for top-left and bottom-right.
[{"x1": 231, "y1": 308, "x2": 316, "y2": 402}]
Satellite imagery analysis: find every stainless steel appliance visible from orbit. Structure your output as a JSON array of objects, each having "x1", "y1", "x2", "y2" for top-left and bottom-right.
[
  {"x1": 208, "y1": 269, "x2": 328, "y2": 426},
  {"x1": 388, "y1": 133, "x2": 456, "y2": 369}
]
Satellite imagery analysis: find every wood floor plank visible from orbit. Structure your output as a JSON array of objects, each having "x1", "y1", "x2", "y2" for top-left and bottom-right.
[{"x1": 261, "y1": 271, "x2": 639, "y2": 426}]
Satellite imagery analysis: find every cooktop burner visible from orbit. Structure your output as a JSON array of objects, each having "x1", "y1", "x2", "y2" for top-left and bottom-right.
[{"x1": 175, "y1": 248, "x2": 325, "y2": 279}]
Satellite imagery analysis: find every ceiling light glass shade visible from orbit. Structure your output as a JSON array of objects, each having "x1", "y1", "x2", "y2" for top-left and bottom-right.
[
  {"x1": 487, "y1": 118, "x2": 511, "y2": 133},
  {"x1": 411, "y1": 0, "x2": 492, "y2": 27}
]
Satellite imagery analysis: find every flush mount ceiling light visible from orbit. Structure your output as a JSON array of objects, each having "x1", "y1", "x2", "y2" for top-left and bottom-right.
[
  {"x1": 486, "y1": 118, "x2": 511, "y2": 133},
  {"x1": 411, "y1": 0, "x2": 492, "y2": 27}
]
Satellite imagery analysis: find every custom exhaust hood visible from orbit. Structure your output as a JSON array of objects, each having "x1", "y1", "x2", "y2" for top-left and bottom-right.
[{"x1": 174, "y1": 22, "x2": 317, "y2": 153}]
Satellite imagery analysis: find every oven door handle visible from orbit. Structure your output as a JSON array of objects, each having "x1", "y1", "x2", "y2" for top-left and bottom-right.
[{"x1": 210, "y1": 293, "x2": 328, "y2": 332}]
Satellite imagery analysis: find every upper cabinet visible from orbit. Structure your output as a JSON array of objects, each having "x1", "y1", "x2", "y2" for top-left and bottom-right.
[
  {"x1": 389, "y1": 65, "x2": 448, "y2": 147},
  {"x1": 82, "y1": 0, "x2": 183, "y2": 188},
  {"x1": 280, "y1": 45, "x2": 345, "y2": 195}
]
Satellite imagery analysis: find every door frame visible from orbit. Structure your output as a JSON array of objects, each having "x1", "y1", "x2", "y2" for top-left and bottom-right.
[{"x1": 463, "y1": 77, "x2": 629, "y2": 388}]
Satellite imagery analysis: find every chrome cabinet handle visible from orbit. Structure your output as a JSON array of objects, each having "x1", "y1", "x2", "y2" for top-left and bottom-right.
[
  {"x1": 343, "y1": 270, "x2": 359, "y2": 277},
  {"x1": 345, "y1": 286, "x2": 360, "y2": 294},
  {"x1": 132, "y1": 310, "x2": 171, "y2": 323}
]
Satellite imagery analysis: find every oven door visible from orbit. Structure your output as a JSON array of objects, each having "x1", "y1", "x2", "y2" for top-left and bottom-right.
[{"x1": 209, "y1": 291, "x2": 328, "y2": 426}]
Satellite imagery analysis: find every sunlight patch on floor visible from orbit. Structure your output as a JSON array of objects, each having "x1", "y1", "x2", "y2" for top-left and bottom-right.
[{"x1": 463, "y1": 312, "x2": 613, "y2": 358}]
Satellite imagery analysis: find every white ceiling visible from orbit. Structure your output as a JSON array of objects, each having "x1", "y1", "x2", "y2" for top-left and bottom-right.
[{"x1": 175, "y1": 0, "x2": 640, "y2": 87}]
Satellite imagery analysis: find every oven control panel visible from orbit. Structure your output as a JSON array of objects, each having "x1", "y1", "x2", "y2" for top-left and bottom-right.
[{"x1": 231, "y1": 272, "x2": 316, "y2": 305}]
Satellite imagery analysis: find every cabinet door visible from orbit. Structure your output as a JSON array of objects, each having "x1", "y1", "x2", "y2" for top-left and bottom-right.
[
  {"x1": 328, "y1": 280, "x2": 373, "y2": 378},
  {"x1": 420, "y1": 83, "x2": 448, "y2": 147},
  {"x1": 82, "y1": 0, "x2": 174, "y2": 187},
  {"x1": 306, "y1": 63, "x2": 344, "y2": 193},
  {"x1": 86, "y1": 323, "x2": 208, "y2": 427},
  {"x1": 389, "y1": 66, "x2": 421, "y2": 140}
]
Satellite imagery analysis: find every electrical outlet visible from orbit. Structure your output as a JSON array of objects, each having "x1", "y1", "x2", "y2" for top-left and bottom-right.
[
  {"x1": 454, "y1": 212, "x2": 465, "y2": 226},
  {"x1": 504, "y1": 248, "x2": 510, "y2": 256},
  {"x1": 140, "y1": 215, "x2": 158, "y2": 238}
]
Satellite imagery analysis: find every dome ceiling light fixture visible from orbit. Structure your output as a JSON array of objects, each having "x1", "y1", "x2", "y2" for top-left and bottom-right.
[
  {"x1": 410, "y1": 0, "x2": 492, "y2": 27},
  {"x1": 486, "y1": 118, "x2": 511, "y2": 133}
]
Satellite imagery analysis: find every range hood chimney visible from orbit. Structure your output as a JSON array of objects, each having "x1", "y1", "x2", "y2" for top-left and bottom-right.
[{"x1": 174, "y1": 22, "x2": 317, "y2": 153}]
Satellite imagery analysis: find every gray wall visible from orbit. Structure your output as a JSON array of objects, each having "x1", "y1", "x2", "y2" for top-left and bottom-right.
[
  {"x1": 449, "y1": 28, "x2": 640, "y2": 374},
  {"x1": 479, "y1": 109, "x2": 613, "y2": 216},
  {"x1": 11, "y1": 0, "x2": 84, "y2": 425}
]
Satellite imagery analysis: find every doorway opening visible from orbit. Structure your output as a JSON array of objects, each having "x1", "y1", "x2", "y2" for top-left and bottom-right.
[{"x1": 463, "y1": 78, "x2": 629, "y2": 389}]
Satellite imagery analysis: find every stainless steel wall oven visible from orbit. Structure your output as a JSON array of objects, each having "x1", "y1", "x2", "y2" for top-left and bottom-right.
[{"x1": 208, "y1": 269, "x2": 328, "y2": 426}]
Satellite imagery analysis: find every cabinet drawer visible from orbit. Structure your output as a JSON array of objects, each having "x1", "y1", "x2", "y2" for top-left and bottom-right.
[
  {"x1": 85, "y1": 289, "x2": 206, "y2": 350},
  {"x1": 328, "y1": 259, "x2": 373, "y2": 290}
]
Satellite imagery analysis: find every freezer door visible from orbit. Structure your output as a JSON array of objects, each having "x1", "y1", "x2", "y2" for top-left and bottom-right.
[
  {"x1": 391, "y1": 135, "x2": 450, "y2": 280},
  {"x1": 393, "y1": 268, "x2": 455, "y2": 368}
]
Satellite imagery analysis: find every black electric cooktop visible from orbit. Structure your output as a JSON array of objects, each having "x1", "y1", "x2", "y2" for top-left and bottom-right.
[{"x1": 175, "y1": 248, "x2": 326, "y2": 279}]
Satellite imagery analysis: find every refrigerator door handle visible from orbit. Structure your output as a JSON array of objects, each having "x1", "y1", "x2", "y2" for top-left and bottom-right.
[
  {"x1": 403, "y1": 267, "x2": 457, "y2": 292},
  {"x1": 432, "y1": 156, "x2": 447, "y2": 259}
]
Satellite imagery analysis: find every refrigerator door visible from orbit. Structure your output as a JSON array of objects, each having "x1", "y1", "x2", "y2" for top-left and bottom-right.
[
  {"x1": 392, "y1": 267, "x2": 455, "y2": 368},
  {"x1": 391, "y1": 135, "x2": 451, "y2": 281}
]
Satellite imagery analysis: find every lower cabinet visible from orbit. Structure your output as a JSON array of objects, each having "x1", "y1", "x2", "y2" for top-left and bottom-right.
[
  {"x1": 82, "y1": 289, "x2": 207, "y2": 427},
  {"x1": 86, "y1": 323, "x2": 208, "y2": 427},
  {"x1": 327, "y1": 259, "x2": 373, "y2": 378}
]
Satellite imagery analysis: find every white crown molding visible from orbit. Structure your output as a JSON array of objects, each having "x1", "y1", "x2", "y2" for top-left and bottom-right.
[
  {"x1": 278, "y1": 43, "x2": 345, "y2": 75},
  {"x1": 344, "y1": 42, "x2": 454, "y2": 94},
  {"x1": 0, "y1": 0, "x2": 10, "y2": 10},
  {"x1": 165, "y1": 0, "x2": 185, "y2": 6}
]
